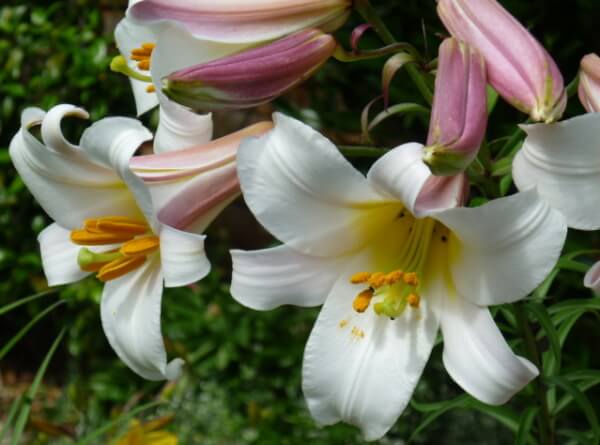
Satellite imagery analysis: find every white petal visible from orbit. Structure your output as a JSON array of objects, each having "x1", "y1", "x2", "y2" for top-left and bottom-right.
[
  {"x1": 230, "y1": 245, "x2": 347, "y2": 310},
  {"x1": 302, "y1": 254, "x2": 439, "y2": 440},
  {"x1": 367, "y1": 143, "x2": 431, "y2": 217},
  {"x1": 38, "y1": 223, "x2": 90, "y2": 286},
  {"x1": 159, "y1": 224, "x2": 210, "y2": 287},
  {"x1": 440, "y1": 295, "x2": 538, "y2": 405},
  {"x1": 114, "y1": 17, "x2": 159, "y2": 116},
  {"x1": 436, "y1": 189, "x2": 567, "y2": 305},
  {"x1": 79, "y1": 117, "x2": 155, "y2": 225},
  {"x1": 584, "y1": 261, "x2": 600, "y2": 293},
  {"x1": 100, "y1": 257, "x2": 183, "y2": 380},
  {"x1": 238, "y1": 113, "x2": 396, "y2": 258},
  {"x1": 154, "y1": 92, "x2": 213, "y2": 154},
  {"x1": 513, "y1": 113, "x2": 600, "y2": 230},
  {"x1": 9, "y1": 106, "x2": 140, "y2": 229}
]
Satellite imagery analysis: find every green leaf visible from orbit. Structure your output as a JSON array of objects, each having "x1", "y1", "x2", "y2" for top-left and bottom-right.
[
  {"x1": 516, "y1": 406, "x2": 539, "y2": 445},
  {"x1": 10, "y1": 328, "x2": 66, "y2": 445},
  {"x1": 0, "y1": 300, "x2": 65, "y2": 360},
  {"x1": 408, "y1": 394, "x2": 471, "y2": 442},
  {"x1": 545, "y1": 376, "x2": 600, "y2": 444},
  {"x1": 75, "y1": 401, "x2": 164, "y2": 445},
  {"x1": 527, "y1": 303, "x2": 561, "y2": 376},
  {"x1": 0, "y1": 395, "x2": 23, "y2": 443},
  {"x1": 554, "y1": 370, "x2": 600, "y2": 416},
  {"x1": 0, "y1": 289, "x2": 57, "y2": 316}
]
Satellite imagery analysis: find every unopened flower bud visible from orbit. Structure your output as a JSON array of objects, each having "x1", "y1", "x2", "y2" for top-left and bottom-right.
[
  {"x1": 437, "y1": 0, "x2": 566, "y2": 123},
  {"x1": 423, "y1": 38, "x2": 487, "y2": 176},
  {"x1": 579, "y1": 54, "x2": 600, "y2": 113},
  {"x1": 162, "y1": 29, "x2": 336, "y2": 112},
  {"x1": 129, "y1": 0, "x2": 351, "y2": 44}
]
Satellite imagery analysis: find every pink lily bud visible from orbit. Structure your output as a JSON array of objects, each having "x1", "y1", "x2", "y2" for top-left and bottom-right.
[
  {"x1": 437, "y1": 0, "x2": 566, "y2": 123},
  {"x1": 162, "y1": 29, "x2": 336, "y2": 112},
  {"x1": 423, "y1": 38, "x2": 487, "y2": 176},
  {"x1": 129, "y1": 0, "x2": 351, "y2": 44},
  {"x1": 130, "y1": 121, "x2": 274, "y2": 231},
  {"x1": 579, "y1": 54, "x2": 600, "y2": 113}
]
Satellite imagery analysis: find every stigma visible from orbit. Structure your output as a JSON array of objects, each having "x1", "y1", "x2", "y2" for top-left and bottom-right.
[
  {"x1": 350, "y1": 269, "x2": 421, "y2": 318},
  {"x1": 71, "y1": 216, "x2": 159, "y2": 282}
]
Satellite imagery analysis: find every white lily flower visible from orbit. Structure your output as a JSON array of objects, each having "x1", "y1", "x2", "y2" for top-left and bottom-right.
[
  {"x1": 114, "y1": 1, "x2": 248, "y2": 154},
  {"x1": 8, "y1": 104, "x2": 269, "y2": 380},
  {"x1": 230, "y1": 114, "x2": 567, "y2": 440},
  {"x1": 513, "y1": 113, "x2": 600, "y2": 231}
]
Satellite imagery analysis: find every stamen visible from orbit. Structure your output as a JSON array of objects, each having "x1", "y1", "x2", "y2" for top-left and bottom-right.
[
  {"x1": 384, "y1": 270, "x2": 403, "y2": 285},
  {"x1": 403, "y1": 272, "x2": 419, "y2": 287},
  {"x1": 77, "y1": 248, "x2": 122, "y2": 272},
  {"x1": 97, "y1": 255, "x2": 147, "y2": 282},
  {"x1": 407, "y1": 293, "x2": 421, "y2": 309},
  {"x1": 95, "y1": 217, "x2": 148, "y2": 235},
  {"x1": 350, "y1": 272, "x2": 371, "y2": 284},
  {"x1": 368, "y1": 272, "x2": 387, "y2": 288},
  {"x1": 352, "y1": 289, "x2": 374, "y2": 313},
  {"x1": 120, "y1": 235, "x2": 160, "y2": 257},
  {"x1": 130, "y1": 42, "x2": 155, "y2": 72},
  {"x1": 146, "y1": 84, "x2": 156, "y2": 93},
  {"x1": 71, "y1": 229, "x2": 136, "y2": 246}
]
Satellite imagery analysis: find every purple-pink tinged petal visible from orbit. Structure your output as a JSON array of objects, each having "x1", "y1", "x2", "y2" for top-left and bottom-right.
[
  {"x1": 437, "y1": 0, "x2": 565, "y2": 123},
  {"x1": 129, "y1": 0, "x2": 351, "y2": 44},
  {"x1": 424, "y1": 38, "x2": 487, "y2": 176},
  {"x1": 579, "y1": 53, "x2": 600, "y2": 113},
  {"x1": 163, "y1": 29, "x2": 337, "y2": 111}
]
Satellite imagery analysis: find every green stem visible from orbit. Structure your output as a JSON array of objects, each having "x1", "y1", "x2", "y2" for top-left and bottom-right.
[
  {"x1": 334, "y1": 42, "x2": 420, "y2": 62},
  {"x1": 338, "y1": 145, "x2": 388, "y2": 158},
  {"x1": 354, "y1": 0, "x2": 433, "y2": 104},
  {"x1": 514, "y1": 304, "x2": 554, "y2": 445}
]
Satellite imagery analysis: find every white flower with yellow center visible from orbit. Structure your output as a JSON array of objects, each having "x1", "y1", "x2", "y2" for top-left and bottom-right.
[
  {"x1": 8, "y1": 104, "x2": 266, "y2": 380},
  {"x1": 230, "y1": 114, "x2": 568, "y2": 440}
]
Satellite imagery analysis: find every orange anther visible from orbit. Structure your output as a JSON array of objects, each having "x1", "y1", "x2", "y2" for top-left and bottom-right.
[
  {"x1": 350, "y1": 272, "x2": 371, "y2": 284},
  {"x1": 120, "y1": 235, "x2": 160, "y2": 257},
  {"x1": 407, "y1": 293, "x2": 420, "y2": 309},
  {"x1": 70, "y1": 229, "x2": 135, "y2": 246},
  {"x1": 384, "y1": 270, "x2": 403, "y2": 285},
  {"x1": 97, "y1": 255, "x2": 147, "y2": 282},
  {"x1": 96, "y1": 218, "x2": 148, "y2": 236},
  {"x1": 403, "y1": 272, "x2": 419, "y2": 287},
  {"x1": 146, "y1": 84, "x2": 156, "y2": 93},
  {"x1": 368, "y1": 272, "x2": 386, "y2": 288},
  {"x1": 352, "y1": 289, "x2": 374, "y2": 313}
]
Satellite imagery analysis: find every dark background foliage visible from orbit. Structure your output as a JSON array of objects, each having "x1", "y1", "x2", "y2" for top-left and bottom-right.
[{"x1": 1, "y1": 0, "x2": 600, "y2": 443}]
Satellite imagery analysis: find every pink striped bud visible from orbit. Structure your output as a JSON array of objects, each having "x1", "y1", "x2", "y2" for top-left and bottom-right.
[
  {"x1": 162, "y1": 29, "x2": 336, "y2": 112},
  {"x1": 129, "y1": 0, "x2": 350, "y2": 44},
  {"x1": 423, "y1": 38, "x2": 487, "y2": 176},
  {"x1": 579, "y1": 54, "x2": 600, "y2": 113},
  {"x1": 437, "y1": 0, "x2": 566, "y2": 123}
]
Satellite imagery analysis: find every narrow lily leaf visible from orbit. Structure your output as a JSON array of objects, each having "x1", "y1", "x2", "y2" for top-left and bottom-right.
[
  {"x1": 0, "y1": 395, "x2": 22, "y2": 443},
  {"x1": 76, "y1": 401, "x2": 164, "y2": 445},
  {"x1": 499, "y1": 173, "x2": 513, "y2": 196},
  {"x1": 0, "y1": 300, "x2": 65, "y2": 361},
  {"x1": 545, "y1": 376, "x2": 600, "y2": 444},
  {"x1": 382, "y1": 53, "x2": 417, "y2": 107},
  {"x1": 554, "y1": 370, "x2": 600, "y2": 416},
  {"x1": 10, "y1": 328, "x2": 66, "y2": 445},
  {"x1": 490, "y1": 156, "x2": 514, "y2": 177},
  {"x1": 557, "y1": 429, "x2": 593, "y2": 445},
  {"x1": 408, "y1": 394, "x2": 471, "y2": 441},
  {"x1": 532, "y1": 268, "x2": 559, "y2": 300},
  {"x1": 527, "y1": 303, "x2": 562, "y2": 376},
  {"x1": 368, "y1": 103, "x2": 430, "y2": 132},
  {"x1": 516, "y1": 406, "x2": 539, "y2": 445},
  {"x1": 486, "y1": 85, "x2": 499, "y2": 114},
  {"x1": 0, "y1": 289, "x2": 56, "y2": 316}
]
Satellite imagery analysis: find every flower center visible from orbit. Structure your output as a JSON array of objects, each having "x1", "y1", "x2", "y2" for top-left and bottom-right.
[
  {"x1": 70, "y1": 216, "x2": 160, "y2": 282},
  {"x1": 348, "y1": 212, "x2": 446, "y2": 319},
  {"x1": 349, "y1": 269, "x2": 421, "y2": 318},
  {"x1": 109, "y1": 42, "x2": 156, "y2": 93},
  {"x1": 130, "y1": 43, "x2": 156, "y2": 93}
]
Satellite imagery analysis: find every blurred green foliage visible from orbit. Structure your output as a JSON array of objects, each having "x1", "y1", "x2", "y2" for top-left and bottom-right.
[{"x1": 1, "y1": 0, "x2": 600, "y2": 444}]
